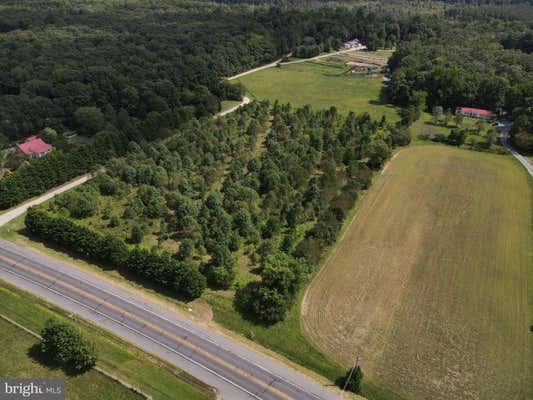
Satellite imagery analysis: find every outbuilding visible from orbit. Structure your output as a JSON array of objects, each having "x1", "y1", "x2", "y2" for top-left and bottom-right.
[
  {"x1": 16, "y1": 136, "x2": 53, "y2": 158},
  {"x1": 456, "y1": 107, "x2": 496, "y2": 120}
]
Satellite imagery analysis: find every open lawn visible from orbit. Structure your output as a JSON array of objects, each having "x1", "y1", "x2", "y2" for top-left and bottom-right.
[
  {"x1": 0, "y1": 318, "x2": 142, "y2": 400},
  {"x1": 236, "y1": 60, "x2": 473, "y2": 145},
  {"x1": 0, "y1": 281, "x2": 214, "y2": 400},
  {"x1": 302, "y1": 146, "x2": 532, "y2": 400},
  {"x1": 237, "y1": 61, "x2": 400, "y2": 122}
]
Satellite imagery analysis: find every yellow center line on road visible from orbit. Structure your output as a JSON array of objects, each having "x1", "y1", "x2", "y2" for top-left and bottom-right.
[{"x1": 0, "y1": 253, "x2": 295, "y2": 400}]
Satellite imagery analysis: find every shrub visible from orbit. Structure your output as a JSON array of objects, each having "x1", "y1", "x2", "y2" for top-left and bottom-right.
[
  {"x1": 40, "y1": 319, "x2": 97, "y2": 372},
  {"x1": 337, "y1": 366, "x2": 363, "y2": 394}
]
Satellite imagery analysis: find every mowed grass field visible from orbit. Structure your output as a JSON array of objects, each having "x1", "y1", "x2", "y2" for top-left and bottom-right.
[
  {"x1": 0, "y1": 281, "x2": 214, "y2": 400},
  {"x1": 236, "y1": 61, "x2": 400, "y2": 122},
  {"x1": 235, "y1": 58, "x2": 453, "y2": 139},
  {"x1": 0, "y1": 318, "x2": 142, "y2": 400},
  {"x1": 302, "y1": 146, "x2": 532, "y2": 400}
]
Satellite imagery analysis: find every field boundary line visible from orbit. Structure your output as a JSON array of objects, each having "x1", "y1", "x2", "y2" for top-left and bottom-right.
[
  {"x1": 0, "y1": 313, "x2": 153, "y2": 400},
  {"x1": 301, "y1": 149, "x2": 403, "y2": 316}
]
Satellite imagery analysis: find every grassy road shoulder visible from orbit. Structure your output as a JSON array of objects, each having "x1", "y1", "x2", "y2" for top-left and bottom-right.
[
  {"x1": 0, "y1": 186, "x2": 402, "y2": 400},
  {"x1": 0, "y1": 280, "x2": 214, "y2": 400},
  {"x1": 0, "y1": 316, "x2": 142, "y2": 400}
]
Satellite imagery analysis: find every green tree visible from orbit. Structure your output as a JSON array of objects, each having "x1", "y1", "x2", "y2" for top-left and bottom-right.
[
  {"x1": 338, "y1": 365, "x2": 363, "y2": 394},
  {"x1": 476, "y1": 120, "x2": 487, "y2": 135},
  {"x1": 109, "y1": 215, "x2": 119, "y2": 227},
  {"x1": 454, "y1": 113, "x2": 464, "y2": 127},
  {"x1": 432, "y1": 106, "x2": 443, "y2": 125},
  {"x1": 97, "y1": 174, "x2": 117, "y2": 196},
  {"x1": 444, "y1": 109, "x2": 452, "y2": 127},
  {"x1": 447, "y1": 129, "x2": 467, "y2": 146},
  {"x1": 130, "y1": 224, "x2": 144, "y2": 244},
  {"x1": 205, "y1": 244, "x2": 236, "y2": 289},
  {"x1": 74, "y1": 106, "x2": 106, "y2": 136},
  {"x1": 485, "y1": 128, "x2": 496, "y2": 149},
  {"x1": 177, "y1": 238, "x2": 194, "y2": 260},
  {"x1": 40, "y1": 319, "x2": 97, "y2": 372},
  {"x1": 368, "y1": 140, "x2": 391, "y2": 170}
]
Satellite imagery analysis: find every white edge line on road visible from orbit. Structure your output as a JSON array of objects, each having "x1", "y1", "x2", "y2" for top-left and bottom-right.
[
  {"x1": 0, "y1": 263, "x2": 265, "y2": 400},
  {"x1": 0, "y1": 243, "x2": 324, "y2": 400}
]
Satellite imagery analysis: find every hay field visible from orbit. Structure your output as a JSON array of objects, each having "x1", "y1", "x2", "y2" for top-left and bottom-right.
[{"x1": 302, "y1": 146, "x2": 532, "y2": 400}]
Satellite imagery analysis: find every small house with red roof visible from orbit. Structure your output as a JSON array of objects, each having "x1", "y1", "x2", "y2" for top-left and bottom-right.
[
  {"x1": 16, "y1": 136, "x2": 53, "y2": 159},
  {"x1": 456, "y1": 107, "x2": 496, "y2": 120}
]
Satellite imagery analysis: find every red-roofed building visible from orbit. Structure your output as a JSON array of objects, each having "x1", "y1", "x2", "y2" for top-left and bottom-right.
[
  {"x1": 17, "y1": 136, "x2": 53, "y2": 159},
  {"x1": 456, "y1": 107, "x2": 496, "y2": 120}
]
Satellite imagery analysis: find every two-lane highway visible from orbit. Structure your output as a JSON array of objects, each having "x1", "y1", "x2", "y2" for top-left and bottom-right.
[{"x1": 0, "y1": 238, "x2": 341, "y2": 400}]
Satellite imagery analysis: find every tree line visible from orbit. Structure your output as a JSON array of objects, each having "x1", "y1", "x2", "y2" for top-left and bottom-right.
[
  {"x1": 0, "y1": 130, "x2": 128, "y2": 209},
  {"x1": 27, "y1": 101, "x2": 410, "y2": 324},
  {"x1": 25, "y1": 207, "x2": 206, "y2": 300},
  {"x1": 385, "y1": 4, "x2": 533, "y2": 152},
  {"x1": 0, "y1": 0, "x2": 432, "y2": 145}
]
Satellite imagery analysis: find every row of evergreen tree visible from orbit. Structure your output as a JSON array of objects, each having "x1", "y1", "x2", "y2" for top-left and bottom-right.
[
  {"x1": 0, "y1": 131, "x2": 129, "y2": 209},
  {"x1": 25, "y1": 207, "x2": 206, "y2": 300}
]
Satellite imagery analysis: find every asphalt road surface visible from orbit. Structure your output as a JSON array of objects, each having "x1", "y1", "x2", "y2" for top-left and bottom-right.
[
  {"x1": 0, "y1": 238, "x2": 341, "y2": 400},
  {"x1": 499, "y1": 121, "x2": 533, "y2": 178}
]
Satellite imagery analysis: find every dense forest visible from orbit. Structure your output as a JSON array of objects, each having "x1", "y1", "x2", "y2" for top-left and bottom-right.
[
  {"x1": 386, "y1": 2, "x2": 533, "y2": 151},
  {"x1": 0, "y1": 0, "x2": 419, "y2": 144},
  {"x1": 0, "y1": 0, "x2": 436, "y2": 209}
]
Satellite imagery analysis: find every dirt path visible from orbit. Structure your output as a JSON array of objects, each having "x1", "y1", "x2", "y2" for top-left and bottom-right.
[
  {"x1": 226, "y1": 48, "x2": 364, "y2": 81},
  {"x1": 217, "y1": 96, "x2": 251, "y2": 117},
  {"x1": 0, "y1": 173, "x2": 94, "y2": 227},
  {"x1": 226, "y1": 60, "x2": 284, "y2": 81}
]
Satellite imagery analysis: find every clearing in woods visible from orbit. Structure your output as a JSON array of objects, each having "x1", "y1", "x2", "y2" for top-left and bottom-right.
[
  {"x1": 235, "y1": 56, "x2": 453, "y2": 139},
  {"x1": 236, "y1": 60, "x2": 400, "y2": 122},
  {"x1": 302, "y1": 145, "x2": 532, "y2": 400}
]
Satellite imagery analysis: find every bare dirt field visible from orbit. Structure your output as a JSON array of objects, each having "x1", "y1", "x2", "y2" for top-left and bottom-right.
[{"x1": 302, "y1": 145, "x2": 532, "y2": 400}]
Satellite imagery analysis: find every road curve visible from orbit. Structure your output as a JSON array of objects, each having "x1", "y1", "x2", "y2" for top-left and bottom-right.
[
  {"x1": 0, "y1": 238, "x2": 340, "y2": 400},
  {"x1": 217, "y1": 96, "x2": 251, "y2": 117},
  {"x1": 500, "y1": 122, "x2": 533, "y2": 178}
]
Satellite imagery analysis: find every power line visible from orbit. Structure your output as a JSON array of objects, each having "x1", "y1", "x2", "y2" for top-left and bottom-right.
[{"x1": 342, "y1": 354, "x2": 359, "y2": 392}]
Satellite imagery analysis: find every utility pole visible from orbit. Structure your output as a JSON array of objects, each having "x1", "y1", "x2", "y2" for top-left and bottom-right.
[{"x1": 342, "y1": 354, "x2": 359, "y2": 392}]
